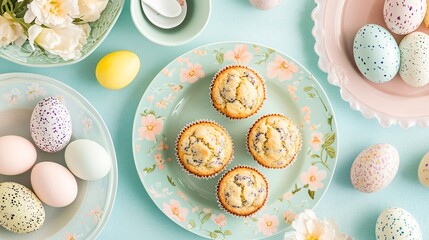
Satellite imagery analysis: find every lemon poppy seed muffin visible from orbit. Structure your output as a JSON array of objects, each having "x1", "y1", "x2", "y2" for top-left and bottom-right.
[
  {"x1": 211, "y1": 65, "x2": 266, "y2": 119},
  {"x1": 247, "y1": 114, "x2": 302, "y2": 169},
  {"x1": 176, "y1": 121, "x2": 233, "y2": 178},
  {"x1": 217, "y1": 166, "x2": 268, "y2": 217}
]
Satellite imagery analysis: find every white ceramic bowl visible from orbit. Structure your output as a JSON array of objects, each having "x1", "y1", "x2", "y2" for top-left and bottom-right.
[{"x1": 131, "y1": 0, "x2": 211, "y2": 46}]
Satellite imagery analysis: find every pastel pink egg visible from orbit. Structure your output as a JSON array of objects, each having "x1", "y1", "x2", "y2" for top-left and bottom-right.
[
  {"x1": 31, "y1": 162, "x2": 78, "y2": 207},
  {"x1": 350, "y1": 144, "x2": 400, "y2": 193},
  {"x1": 249, "y1": 0, "x2": 282, "y2": 10},
  {"x1": 0, "y1": 135, "x2": 37, "y2": 175}
]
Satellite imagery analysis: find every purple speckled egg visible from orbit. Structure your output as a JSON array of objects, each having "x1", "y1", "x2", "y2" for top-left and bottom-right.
[
  {"x1": 350, "y1": 144, "x2": 399, "y2": 193},
  {"x1": 383, "y1": 0, "x2": 427, "y2": 35},
  {"x1": 30, "y1": 97, "x2": 72, "y2": 153},
  {"x1": 249, "y1": 0, "x2": 282, "y2": 10}
]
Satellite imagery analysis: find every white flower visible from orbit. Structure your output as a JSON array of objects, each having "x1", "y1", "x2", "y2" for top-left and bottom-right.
[
  {"x1": 28, "y1": 23, "x2": 90, "y2": 60},
  {"x1": 77, "y1": 0, "x2": 108, "y2": 22},
  {"x1": 26, "y1": 83, "x2": 46, "y2": 100},
  {"x1": 24, "y1": 0, "x2": 79, "y2": 27},
  {"x1": 0, "y1": 14, "x2": 26, "y2": 47},
  {"x1": 284, "y1": 209, "x2": 352, "y2": 240},
  {"x1": 3, "y1": 88, "x2": 21, "y2": 104}
]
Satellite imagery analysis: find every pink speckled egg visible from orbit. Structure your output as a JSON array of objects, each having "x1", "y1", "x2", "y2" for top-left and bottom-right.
[
  {"x1": 383, "y1": 0, "x2": 427, "y2": 35},
  {"x1": 249, "y1": 0, "x2": 282, "y2": 10},
  {"x1": 350, "y1": 144, "x2": 400, "y2": 193}
]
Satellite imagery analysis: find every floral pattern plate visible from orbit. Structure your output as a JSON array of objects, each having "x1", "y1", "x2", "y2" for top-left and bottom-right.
[
  {"x1": 132, "y1": 42, "x2": 338, "y2": 239},
  {"x1": 0, "y1": 73, "x2": 117, "y2": 240}
]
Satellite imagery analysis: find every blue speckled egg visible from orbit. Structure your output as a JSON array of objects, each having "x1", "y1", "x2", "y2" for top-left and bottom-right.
[
  {"x1": 353, "y1": 24, "x2": 400, "y2": 83},
  {"x1": 30, "y1": 96, "x2": 72, "y2": 153},
  {"x1": 399, "y1": 32, "x2": 429, "y2": 87},
  {"x1": 376, "y1": 207, "x2": 422, "y2": 240}
]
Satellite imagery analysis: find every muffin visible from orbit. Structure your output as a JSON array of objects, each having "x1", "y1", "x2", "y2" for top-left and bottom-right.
[
  {"x1": 247, "y1": 114, "x2": 302, "y2": 169},
  {"x1": 217, "y1": 166, "x2": 268, "y2": 217},
  {"x1": 176, "y1": 120, "x2": 233, "y2": 178},
  {"x1": 210, "y1": 65, "x2": 266, "y2": 119}
]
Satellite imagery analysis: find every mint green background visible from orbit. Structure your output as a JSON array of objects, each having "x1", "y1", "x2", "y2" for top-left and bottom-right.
[{"x1": 0, "y1": 0, "x2": 428, "y2": 239}]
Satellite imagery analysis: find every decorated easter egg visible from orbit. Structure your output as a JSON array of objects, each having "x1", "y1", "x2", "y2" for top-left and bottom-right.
[
  {"x1": 249, "y1": 0, "x2": 282, "y2": 10},
  {"x1": 376, "y1": 207, "x2": 422, "y2": 240},
  {"x1": 353, "y1": 24, "x2": 400, "y2": 83},
  {"x1": 425, "y1": 1, "x2": 429, "y2": 27},
  {"x1": 399, "y1": 32, "x2": 429, "y2": 87},
  {"x1": 30, "y1": 97, "x2": 72, "y2": 153},
  {"x1": 31, "y1": 162, "x2": 78, "y2": 207},
  {"x1": 350, "y1": 144, "x2": 399, "y2": 193},
  {"x1": 96, "y1": 51, "x2": 140, "y2": 90},
  {"x1": 0, "y1": 135, "x2": 37, "y2": 175},
  {"x1": 384, "y1": 0, "x2": 427, "y2": 35},
  {"x1": 0, "y1": 182, "x2": 45, "y2": 233},
  {"x1": 418, "y1": 152, "x2": 429, "y2": 187},
  {"x1": 65, "y1": 139, "x2": 112, "y2": 181}
]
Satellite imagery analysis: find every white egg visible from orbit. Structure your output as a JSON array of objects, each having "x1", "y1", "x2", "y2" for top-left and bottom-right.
[
  {"x1": 376, "y1": 207, "x2": 422, "y2": 240},
  {"x1": 399, "y1": 32, "x2": 429, "y2": 87},
  {"x1": 30, "y1": 96, "x2": 72, "y2": 152},
  {"x1": 350, "y1": 144, "x2": 399, "y2": 193},
  {"x1": 418, "y1": 152, "x2": 429, "y2": 187},
  {"x1": 65, "y1": 139, "x2": 112, "y2": 181},
  {"x1": 383, "y1": 0, "x2": 427, "y2": 35},
  {"x1": 0, "y1": 182, "x2": 45, "y2": 233},
  {"x1": 353, "y1": 24, "x2": 400, "y2": 83},
  {"x1": 249, "y1": 0, "x2": 282, "y2": 10}
]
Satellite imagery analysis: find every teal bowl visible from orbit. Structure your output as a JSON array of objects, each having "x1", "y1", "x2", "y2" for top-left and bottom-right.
[
  {"x1": 131, "y1": 0, "x2": 211, "y2": 46},
  {"x1": 0, "y1": 0, "x2": 124, "y2": 67}
]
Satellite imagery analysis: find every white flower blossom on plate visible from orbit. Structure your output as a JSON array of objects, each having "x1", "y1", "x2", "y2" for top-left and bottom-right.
[
  {"x1": 28, "y1": 23, "x2": 90, "y2": 60},
  {"x1": 0, "y1": 14, "x2": 26, "y2": 47},
  {"x1": 77, "y1": 0, "x2": 108, "y2": 22},
  {"x1": 283, "y1": 209, "x2": 352, "y2": 240},
  {"x1": 24, "y1": 0, "x2": 79, "y2": 27},
  {"x1": 3, "y1": 87, "x2": 21, "y2": 104}
]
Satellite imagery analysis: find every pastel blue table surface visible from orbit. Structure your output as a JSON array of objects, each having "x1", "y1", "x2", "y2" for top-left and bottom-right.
[{"x1": 1, "y1": 0, "x2": 428, "y2": 239}]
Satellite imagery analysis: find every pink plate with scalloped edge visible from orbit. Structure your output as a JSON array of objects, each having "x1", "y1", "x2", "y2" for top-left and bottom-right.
[{"x1": 312, "y1": 0, "x2": 429, "y2": 128}]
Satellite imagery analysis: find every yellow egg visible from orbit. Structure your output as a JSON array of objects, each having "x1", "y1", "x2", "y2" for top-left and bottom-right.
[{"x1": 96, "y1": 51, "x2": 140, "y2": 90}]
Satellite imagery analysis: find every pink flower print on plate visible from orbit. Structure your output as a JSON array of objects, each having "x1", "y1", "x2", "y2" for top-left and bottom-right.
[
  {"x1": 300, "y1": 166, "x2": 327, "y2": 191},
  {"x1": 163, "y1": 199, "x2": 189, "y2": 223},
  {"x1": 310, "y1": 132, "x2": 323, "y2": 151},
  {"x1": 225, "y1": 44, "x2": 253, "y2": 64},
  {"x1": 138, "y1": 114, "x2": 164, "y2": 141},
  {"x1": 180, "y1": 63, "x2": 205, "y2": 83},
  {"x1": 211, "y1": 214, "x2": 227, "y2": 227},
  {"x1": 267, "y1": 55, "x2": 298, "y2": 81},
  {"x1": 257, "y1": 214, "x2": 279, "y2": 236}
]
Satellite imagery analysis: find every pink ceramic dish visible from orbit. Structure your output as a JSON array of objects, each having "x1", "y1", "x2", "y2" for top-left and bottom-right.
[{"x1": 312, "y1": 0, "x2": 429, "y2": 128}]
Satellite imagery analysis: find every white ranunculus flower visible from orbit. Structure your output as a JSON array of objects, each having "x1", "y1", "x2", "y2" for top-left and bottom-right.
[
  {"x1": 283, "y1": 209, "x2": 352, "y2": 240},
  {"x1": 28, "y1": 23, "x2": 90, "y2": 61},
  {"x1": 77, "y1": 0, "x2": 108, "y2": 22},
  {"x1": 24, "y1": 0, "x2": 79, "y2": 27},
  {"x1": 0, "y1": 14, "x2": 26, "y2": 47}
]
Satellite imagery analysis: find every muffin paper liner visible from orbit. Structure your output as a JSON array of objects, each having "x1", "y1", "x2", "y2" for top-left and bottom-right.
[
  {"x1": 246, "y1": 113, "x2": 303, "y2": 169},
  {"x1": 216, "y1": 165, "x2": 269, "y2": 218},
  {"x1": 175, "y1": 119, "x2": 234, "y2": 179},
  {"x1": 209, "y1": 64, "x2": 267, "y2": 120}
]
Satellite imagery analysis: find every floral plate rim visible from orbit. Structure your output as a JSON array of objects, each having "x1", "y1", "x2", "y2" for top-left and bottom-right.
[
  {"x1": 132, "y1": 41, "x2": 339, "y2": 239},
  {"x1": 0, "y1": 72, "x2": 118, "y2": 239}
]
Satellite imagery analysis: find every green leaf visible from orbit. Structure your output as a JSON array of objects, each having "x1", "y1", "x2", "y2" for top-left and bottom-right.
[
  {"x1": 202, "y1": 213, "x2": 212, "y2": 224},
  {"x1": 208, "y1": 232, "x2": 217, "y2": 239},
  {"x1": 322, "y1": 132, "x2": 336, "y2": 148},
  {"x1": 143, "y1": 164, "x2": 156, "y2": 173},
  {"x1": 303, "y1": 184, "x2": 309, "y2": 188},
  {"x1": 325, "y1": 146, "x2": 336, "y2": 158},
  {"x1": 308, "y1": 190, "x2": 315, "y2": 200},
  {"x1": 307, "y1": 92, "x2": 315, "y2": 98},
  {"x1": 252, "y1": 217, "x2": 258, "y2": 222},
  {"x1": 216, "y1": 52, "x2": 224, "y2": 64},
  {"x1": 189, "y1": 219, "x2": 196, "y2": 228},
  {"x1": 303, "y1": 86, "x2": 312, "y2": 92},
  {"x1": 214, "y1": 230, "x2": 223, "y2": 234},
  {"x1": 224, "y1": 230, "x2": 232, "y2": 235},
  {"x1": 167, "y1": 175, "x2": 176, "y2": 186},
  {"x1": 311, "y1": 154, "x2": 320, "y2": 159},
  {"x1": 327, "y1": 115, "x2": 333, "y2": 127},
  {"x1": 267, "y1": 48, "x2": 275, "y2": 54}
]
